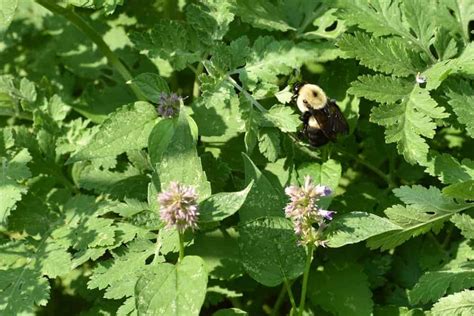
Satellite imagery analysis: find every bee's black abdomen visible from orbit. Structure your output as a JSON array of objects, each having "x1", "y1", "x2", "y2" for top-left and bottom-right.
[{"x1": 307, "y1": 128, "x2": 330, "y2": 147}]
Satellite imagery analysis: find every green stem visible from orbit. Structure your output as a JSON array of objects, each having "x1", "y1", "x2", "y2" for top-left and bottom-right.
[
  {"x1": 298, "y1": 244, "x2": 314, "y2": 316},
  {"x1": 192, "y1": 62, "x2": 204, "y2": 98},
  {"x1": 178, "y1": 232, "x2": 185, "y2": 262},
  {"x1": 226, "y1": 76, "x2": 267, "y2": 113},
  {"x1": 285, "y1": 279, "x2": 297, "y2": 314},
  {"x1": 35, "y1": 0, "x2": 145, "y2": 100},
  {"x1": 271, "y1": 284, "x2": 287, "y2": 316}
]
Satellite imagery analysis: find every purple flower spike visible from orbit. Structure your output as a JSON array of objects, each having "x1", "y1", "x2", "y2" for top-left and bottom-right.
[
  {"x1": 156, "y1": 92, "x2": 181, "y2": 118},
  {"x1": 158, "y1": 182, "x2": 199, "y2": 233},
  {"x1": 283, "y1": 176, "x2": 335, "y2": 246}
]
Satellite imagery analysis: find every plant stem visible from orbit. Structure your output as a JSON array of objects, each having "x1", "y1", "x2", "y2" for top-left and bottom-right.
[
  {"x1": 178, "y1": 232, "x2": 185, "y2": 262},
  {"x1": 35, "y1": 0, "x2": 146, "y2": 101},
  {"x1": 226, "y1": 76, "x2": 267, "y2": 113},
  {"x1": 271, "y1": 284, "x2": 287, "y2": 316},
  {"x1": 192, "y1": 62, "x2": 204, "y2": 98},
  {"x1": 298, "y1": 244, "x2": 314, "y2": 316},
  {"x1": 284, "y1": 279, "x2": 297, "y2": 313}
]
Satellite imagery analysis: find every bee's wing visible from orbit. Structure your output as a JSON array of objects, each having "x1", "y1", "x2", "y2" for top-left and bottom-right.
[{"x1": 313, "y1": 100, "x2": 348, "y2": 139}]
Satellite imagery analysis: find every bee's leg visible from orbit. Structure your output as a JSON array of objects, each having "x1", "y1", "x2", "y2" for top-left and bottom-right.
[{"x1": 300, "y1": 111, "x2": 311, "y2": 123}]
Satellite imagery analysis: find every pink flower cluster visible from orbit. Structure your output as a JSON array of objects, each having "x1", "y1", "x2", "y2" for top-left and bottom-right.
[
  {"x1": 157, "y1": 92, "x2": 181, "y2": 118},
  {"x1": 158, "y1": 182, "x2": 199, "y2": 233},
  {"x1": 284, "y1": 176, "x2": 334, "y2": 246}
]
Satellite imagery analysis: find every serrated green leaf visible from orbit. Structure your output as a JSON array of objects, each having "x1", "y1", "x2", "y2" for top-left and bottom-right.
[
  {"x1": 192, "y1": 76, "x2": 244, "y2": 142},
  {"x1": 325, "y1": 212, "x2": 402, "y2": 248},
  {"x1": 129, "y1": 73, "x2": 169, "y2": 103},
  {"x1": 451, "y1": 213, "x2": 474, "y2": 239},
  {"x1": 446, "y1": 80, "x2": 474, "y2": 138},
  {"x1": 199, "y1": 181, "x2": 253, "y2": 223},
  {"x1": 68, "y1": 102, "x2": 157, "y2": 163},
  {"x1": 148, "y1": 117, "x2": 178, "y2": 167},
  {"x1": 338, "y1": 32, "x2": 422, "y2": 77},
  {"x1": 238, "y1": 217, "x2": 306, "y2": 287},
  {"x1": 443, "y1": 181, "x2": 474, "y2": 200},
  {"x1": 263, "y1": 104, "x2": 300, "y2": 133},
  {"x1": 410, "y1": 262, "x2": 474, "y2": 304},
  {"x1": 394, "y1": 185, "x2": 465, "y2": 212},
  {"x1": 88, "y1": 240, "x2": 155, "y2": 300},
  {"x1": 424, "y1": 153, "x2": 474, "y2": 184},
  {"x1": 232, "y1": 0, "x2": 295, "y2": 31},
  {"x1": 67, "y1": 0, "x2": 124, "y2": 14},
  {"x1": 186, "y1": 0, "x2": 234, "y2": 41},
  {"x1": 348, "y1": 75, "x2": 412, "y2": 104},
  {"x1": 0, "y1": 267, "x2": 50, "y2": 316},
  {"x1": 1, "y1": 148, "x2": 31, "y2": 223},
  {"x1": 431, "y1": 290, "x2": 474, "y2": 316},
  {"x1": 240, "y1": 37, "x2": 339, "y2": 96},
  {"x1": 308, "y1": 261, "x2": 373, "y2": 316},
  {"x1": 130, "y1": 20, "x2": 203, "y2": 71},
  {"x1": 368, "y1": 186, "x2": 473, "y2": 250},
  {"x1": 439, "y1": 0, "x2": 474, "y2": 43},
  {"x1": 239, "y1": 154, "x2": 285, "y2": 222},
  {"x1": 370, "y1": 87, "x2": 447, "y2": 164},
  {"x1": 135, "y1": 256, "x2": 208, "y2": 316},
  {"x1": 258, "y1": 128, "x2": 280, "y2": 162}
]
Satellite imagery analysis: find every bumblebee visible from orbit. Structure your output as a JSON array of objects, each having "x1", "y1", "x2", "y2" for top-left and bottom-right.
[{"x1": 293, "y1": 83, "x2": 349, "y2": 147}]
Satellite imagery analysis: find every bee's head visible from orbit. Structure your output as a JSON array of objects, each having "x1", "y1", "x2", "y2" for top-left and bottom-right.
[
  {"x1": 291, "y1": 82, "x2": 304, "y2": 103},
  {"x1": 296, "y1": 84, "x2": 327, "y2": 112}
]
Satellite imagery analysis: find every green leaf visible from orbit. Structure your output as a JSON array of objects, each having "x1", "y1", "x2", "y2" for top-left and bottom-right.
[
  {"x1": 0, "y1": 0, "x2": 18, "y2": 38},
  {"x1": 431, "y1": 290, "x2": 474, "y2": 316},
  {"x1": 263, "y1": 104, "x2": 300, "y2": 133},
  {"x1": 88, "y1": 240, "x2": 155, "y2": 300},
  {"x1": 240, "y1": 38, "x2": 339, "y2": 96},
  {"x1": 337, "y1": 0, "x2": 404, "y2": 37},
  {"x1": 370, "y1": 87, "x2": 448, "y2": 164},
  {"x1": 348, "y1": 75, "x2": 412, "y2": 104},
  {"x1": 129, "y1": 73, "x2": 169, "y2": 103},
  {"x1": 135, "y1": 256, "x2": 208, "y2": 316},
  {"x1": 0, "y1": 267, "x2": 50, "y2": 315},
  {"x1": 308, "y1": 261, "x2": 373, "y2": 316},
  {"x1": 157, "y1": 109, "x2": 211, "y2": 200},
  {"x1": 130, "y1": 20, "x2": 203, "y2": 71},
  {"x1": 192, "y1": 76, "x2": 244, "y2": 142},
  {"x1": 67, "y1": 0, "x2": 124, "y2": 14},
  {"x1": 239, "y1": 154, "x2": 285, "y2": 222},
  {"x1": 368, "y1": 186, "x2": 473, "y2": 250},
  {"x1": 199, "y1": 181, "x2": 253, "y2": 223},
  {"x1": 439, "y1": 0, "x2": 474, "y2": 43},
  {"x1": 424, "y1": 153, "x2": 474, "y2": 185},
  {"x1": 338, "y1": 32, "x2": 422, "y2": 77},
  {"x1": 238, "y1": 217, "x2": 306, "y2": 287},
  {"x1": 1, "y1": 148, "x2": 31, "y2": 223},
  {"x1": 443, "y1": 181, "x2": 474, "y2": 200},
  {"x1": 325, "y1": 212, "x2": 402, "y2": 248},
  {"x1": 410, "y1": 262, "x2": 474, "y2": 304},
  {"x1": 232, "y1": 0, "x2": 295, "y2": 31},
  {"x1": 446, "y1": 80, "x2": 474, "y2": 138},
  {"x1": 451, "y1": 214, "x2": 474, "y2": 239},
  {"x1": 68, "y1": 102, "x2": 157, "y2": 163},
  {"x1": 148, "y1": 117, "x2": 178, "y2": 167},
  {"x1": 186, "y1": 0, "x2": 234, "y2": 41},
  {"x1": 258, "y1": 128, "x2": 280, "y2": 162}
]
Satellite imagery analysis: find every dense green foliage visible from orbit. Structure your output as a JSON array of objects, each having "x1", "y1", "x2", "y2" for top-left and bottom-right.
[{"x1": 1, "y1": 0, "x2": 473, "y2": 315}]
